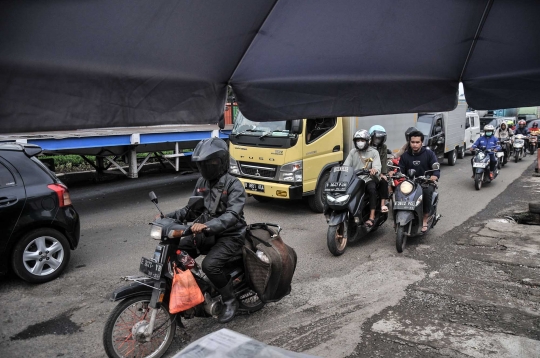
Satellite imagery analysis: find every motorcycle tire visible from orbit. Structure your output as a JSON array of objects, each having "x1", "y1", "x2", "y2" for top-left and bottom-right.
[
  {"x1": 515, "y1": 152, "x2": 519, "y2": 163},
  {"x1": 524, "y1": 149, "x2": 527, "y2": 158},
  {"x1": 327, "y1": 223, "x2": 347, "y2": 256},
  {"x1": 474, "y1": 173, "x2": 483, "y2": 191},
  {"x1": 501, "y1": 159, "x2": 505, "y2": 167},
  {"x1": 103, "y1": 295, "x2": 176, "y2": 358},
  {"x1": 530, "y1": 147, "x2": 535, "y2": 155},
  {"x1": 396, "y1": 225, "x2": 406, "y2": 253}
]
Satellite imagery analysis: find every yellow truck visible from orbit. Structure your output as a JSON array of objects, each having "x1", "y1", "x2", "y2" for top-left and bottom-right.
[{"x1": 229, "y1": 112, "x2": 417, "y2": 212}]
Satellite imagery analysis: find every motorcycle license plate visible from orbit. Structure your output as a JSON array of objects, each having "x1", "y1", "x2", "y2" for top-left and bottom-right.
[
  {"x1": 244, "y1": 182, "x2": 265, "y2": 192},
  {"x1": 394, "y1": 201, "x2": 416, "y2": 210},
  {"x1": 325, "y1": 182, "x2": 347, "y2": 192},
  {"x1": 140, "y1": 257, "x2": 163, "y2": 280},
  {"x1": 473, "y1": 163, "x2": 487, "y2": 168}
]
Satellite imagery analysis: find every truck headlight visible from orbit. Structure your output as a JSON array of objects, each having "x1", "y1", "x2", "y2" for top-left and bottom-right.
[
  {"x1": 229, "y1": 156, "x2": 240, "y2": 175},
  {"x1": 279, "y1": 161, "x2": 303, "y2": 182},
  {"x1": 150, "y1": 225, "x2": 162, "y2": 240}
]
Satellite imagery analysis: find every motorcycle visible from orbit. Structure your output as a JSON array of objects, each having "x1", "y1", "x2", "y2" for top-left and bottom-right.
[
  {"x1": 389, "y1": 162, "x2": 441, "y2": 253},
  {"x1": 499, "y1": 137, "x2": 512, "y2": 167},
  {"x1": 529, "y1": 134, "x2": 538, "y2": 154},
  {"x1": 324, "y1": 161, "x2": 387, "y2": 256},
  {"x1": 513, "y1": 134, "x2": 526, "y2": 162},
  {"x1": 472, "y1": 148, "x2": 502, "y2": 190},
  {"x1": 103, "y1": 193, "x2": 265, "y2": 358}
]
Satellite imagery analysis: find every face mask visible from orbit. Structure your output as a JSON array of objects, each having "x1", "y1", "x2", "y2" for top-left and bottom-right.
[
  {"x1": 355, "y1": 140, "x2": 367, "y2": 150},
  {"x1": 485, "y1": 131, "x2": 493, "y2": 137}
]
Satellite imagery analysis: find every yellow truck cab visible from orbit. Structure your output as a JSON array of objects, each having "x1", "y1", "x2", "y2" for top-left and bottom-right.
[{"x1": 229, "y1": 112, "x2": 418, "y2": 212}]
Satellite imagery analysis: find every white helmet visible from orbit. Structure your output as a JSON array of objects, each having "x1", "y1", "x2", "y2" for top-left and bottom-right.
[
  {"x1": 353, "y1": 129, "x2": 370, "y2": 151},
  {"x1": 484, "y1": 124, "x2": 495, "y2": 137}
]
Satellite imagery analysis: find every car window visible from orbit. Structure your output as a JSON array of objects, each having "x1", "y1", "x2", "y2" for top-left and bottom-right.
[
  {"x1": 31, "y1": 157, "x2": 58, "y2": 182},
  {"x1": 0, "y1": 162, "x2": 16, "y2": 188}
]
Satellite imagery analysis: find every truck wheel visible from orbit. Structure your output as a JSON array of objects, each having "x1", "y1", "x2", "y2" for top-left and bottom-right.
[
  {"x1": 457, "y1": 145, "x2": 466, "y2": 159},
  {"x1": 308, "y1": 171, "x2": 330, "y2": 213},
  {"x1": 253, "y1": 195, "x2": 272, "y2": 203},
  {"x1": 447, "y1": 149, "x2": 457, "y2": 166}
]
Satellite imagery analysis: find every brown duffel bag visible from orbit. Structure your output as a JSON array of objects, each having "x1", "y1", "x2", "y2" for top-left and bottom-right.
[{"x1": 243, "y1": 223, "x2": 297, "y2": 303}]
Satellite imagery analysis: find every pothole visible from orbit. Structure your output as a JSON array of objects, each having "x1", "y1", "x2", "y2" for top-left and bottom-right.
[
  {"x1": 10, "y1": 307, "x2": 81, "y2": 340},
  {"x1": 507, "y1": 212, "x2": 540, "y2": 226}
]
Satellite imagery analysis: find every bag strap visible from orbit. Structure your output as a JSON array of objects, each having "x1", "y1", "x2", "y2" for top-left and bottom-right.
[{"x1": 209, "y1": 176, "x2": 226, "y2": 216}]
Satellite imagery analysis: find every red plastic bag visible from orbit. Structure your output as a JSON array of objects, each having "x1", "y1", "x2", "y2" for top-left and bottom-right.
[{"x1": 169, "y1": 267, "x2": 204, "y2": 314}]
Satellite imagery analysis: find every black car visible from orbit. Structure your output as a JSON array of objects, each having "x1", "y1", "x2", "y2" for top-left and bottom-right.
[{"x1": 0, "y1": 143, "x2": 80, "y2": 283}]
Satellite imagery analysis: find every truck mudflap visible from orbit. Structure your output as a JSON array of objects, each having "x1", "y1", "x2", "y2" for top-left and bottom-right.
[
  {"x1": 328, "y1": 211, "x2": 348, "y2": 226},
  {"x1": 395, "y1": 211, "x2": 414, "y2": 227},
  {"x1": 109, "y1": 279, "x2": 155, "y2": 302}
]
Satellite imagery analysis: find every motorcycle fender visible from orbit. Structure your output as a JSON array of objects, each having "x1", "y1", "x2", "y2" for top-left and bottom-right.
[
  {"x1": 328, "y1": 211, "x2": 348, "y2": 226},
  {"x1": 109, "y1": 280, "x2": 155, "y2": 302},
  {"x1": 395, "y1": 211, "x2": 414, "y2": 226},
  {"x1": 475, "y1": 168, "x2": 485, "y2": 174}
]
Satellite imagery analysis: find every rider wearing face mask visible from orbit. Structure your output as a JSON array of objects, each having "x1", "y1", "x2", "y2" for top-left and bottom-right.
[
  {"x1": 343, "y1": 129, "x2": 381, "y2": 228},
  {"x1": 470, "y1": 124, "x2": 500, "y2": 180},
  {"x1": 164, "y1": 138, "x2": 247, "y2": 323}
]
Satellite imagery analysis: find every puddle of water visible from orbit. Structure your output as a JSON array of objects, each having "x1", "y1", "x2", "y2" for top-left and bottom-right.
[{"x1": 10, "y1": 307, "x2": 81, "y2": 340}]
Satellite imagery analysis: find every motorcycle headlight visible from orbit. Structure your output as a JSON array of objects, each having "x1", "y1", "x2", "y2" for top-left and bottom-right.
[
  {"x1": 327, "y1": 194, "x2": 349, "y2": 204},
  {"x1": 477, "y1": 152, "x2": 485, "y2": 160},
  {"x1": 279, "y1": 161, "x2": 303, "y2": 182},
  {"x1": 150, "y1": 225, "x2": 162, "y2": 240},
  {"x1": 229, "y1": 156, "x2": 240, "y2": 175},
  {"x1": 399, "y1": 181, "x2": 414, "y2": 195}
]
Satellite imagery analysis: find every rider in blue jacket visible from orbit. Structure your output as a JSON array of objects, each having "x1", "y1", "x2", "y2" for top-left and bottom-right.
[{"x1": 470, "y1": 124, "x2": 501, "y2": 179}]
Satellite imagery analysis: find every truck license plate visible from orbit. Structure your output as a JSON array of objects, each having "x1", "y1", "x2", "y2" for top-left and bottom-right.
[
  {"x1": 139, "y1": 257, "x2": 163, "y2": 280},
  {"x1": 244, "y1": 182, "x2": 265, "y2": 192}
]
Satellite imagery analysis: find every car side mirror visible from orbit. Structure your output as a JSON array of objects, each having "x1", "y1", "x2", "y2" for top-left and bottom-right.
[
  {"x1": 432, "y1": 163, "x2": 440, "y2": 170},
  {"x1": 187, "y1": 196, "x2": 204, "y2": 210},
  {"x1": 407, "y1": 169, "x2": 416, "y2": 179},
  {"x1": 149, "y1": 191, "x2": 158, "y2": 204},
  {"x1": 290, "y1": 119, "x2": 303, "y2": 135}
]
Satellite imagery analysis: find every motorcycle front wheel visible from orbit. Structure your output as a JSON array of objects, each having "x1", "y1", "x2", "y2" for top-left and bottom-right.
[
  {"x1": 396, "y1": 224, "x2": 407, "y2": 253},
  {"x1": 474, "y1": 173, "x2": 483, "y2": 191},
  {"x1": 515, "y1": 152, "x2": 519, "y2": 163},
  {"x1": 327, "y1": 223, "x2": 347, "y2": 256},
  {"x1": 103, "y1": 295, "x2": 176, "y2": 358},
  {"x1": 530, "y1": 146, "x2": 535, "y2": 155}
]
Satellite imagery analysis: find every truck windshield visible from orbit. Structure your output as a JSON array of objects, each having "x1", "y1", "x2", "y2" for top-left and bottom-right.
[
  {"x1": 415, "y1": 117, "x2": 433, "y2": 137},
  {"x1": 232, "y1": 112, "x2": 289, "y2": 137}
]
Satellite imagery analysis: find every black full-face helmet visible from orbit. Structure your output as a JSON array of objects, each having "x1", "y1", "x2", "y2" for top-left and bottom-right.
[
  {"x1": 192, "y1": 138, "x2": 229, "y2": 181},
  {"x1": 405, "y1": 126, "x2": 418, "y2": 142}
]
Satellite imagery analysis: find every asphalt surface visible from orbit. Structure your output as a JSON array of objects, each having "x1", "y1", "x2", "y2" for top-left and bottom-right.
[{"x1": 0, "y1": 152, "x2": 537, "y2": 358}]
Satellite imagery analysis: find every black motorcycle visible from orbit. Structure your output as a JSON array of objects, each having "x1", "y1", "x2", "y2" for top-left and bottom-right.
[
  {"x1": 103, "y1": 193, "x2": 264, "y2": 358},
  {"x1": 390, "y1": 163, "x2": 441, "y2": 253},
  {"x1": 499, "y1": 137, "x2": 512, "y2": 167},
  {"x1": 324, "y1": 164, "x2": 387, "y2": 256}
]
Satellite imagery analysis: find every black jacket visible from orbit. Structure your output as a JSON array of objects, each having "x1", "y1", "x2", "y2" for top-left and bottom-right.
[
  {"x1": 514, "y1": 127, "x2": 530, "y2": 136},
  {"x1": 167, "y1": 173, "x2": 247, "y2": 238},
  {"x1": 399, "y1": 146, "x2": 440, "y2": 178}
]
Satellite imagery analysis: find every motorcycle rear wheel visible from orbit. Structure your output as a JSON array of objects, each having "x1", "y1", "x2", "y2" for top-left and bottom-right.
[
  {"x1": 396, "y1": 225, "x2": 406, "y2": 253},
  {"x1": 103, "y1": 295, "x2": 176, "y2": 358},
  {"x1": 530, "y1": 146, "x2": 535, "y2": 155},
  {"x1": 474, "y1": 173, "x2": 483, "y2": 190},
  {"x1": 327, "y1": 223, "x2": 347, "y2": 256}
]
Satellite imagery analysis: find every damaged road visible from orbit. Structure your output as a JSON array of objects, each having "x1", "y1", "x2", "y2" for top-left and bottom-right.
[{"x1": 351, "y1": 171, "x2": 540, "y2": 358}]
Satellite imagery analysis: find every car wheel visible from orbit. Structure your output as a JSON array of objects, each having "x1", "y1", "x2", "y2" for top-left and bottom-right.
[
  {"x1": 12, "y1": 228, "x2": 71, "y2": 283},
  {"x1": 447, "y1": 149, "x2": 457, "y2": 166}
]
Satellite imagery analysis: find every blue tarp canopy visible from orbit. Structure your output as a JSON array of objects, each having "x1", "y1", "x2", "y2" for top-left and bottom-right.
[{"x1": 1, "y1": 0, "x2": 539, "y2": 133}]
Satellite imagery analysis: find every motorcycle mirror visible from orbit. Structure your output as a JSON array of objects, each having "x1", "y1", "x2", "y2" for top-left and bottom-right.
[
  {"x1": 149, "y1": 191, "x2": 158, "y2": 204},
  {"x1": 187, "y1": 196, "x2": 204, "y2": 209},
  {"x1": 407, "y1": 169, "x2": 416, "y2": 178},
  {"x1": 387, "y1": 160, "x2": 393, "y2": 167},
  {"x1": 432, "y1": 163, "x2": 440, "y2": 170}
]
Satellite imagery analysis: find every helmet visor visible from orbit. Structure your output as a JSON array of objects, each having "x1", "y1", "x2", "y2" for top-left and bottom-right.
[{"x1": 196, "y1": 158, "x2": 221, "y2": 180}]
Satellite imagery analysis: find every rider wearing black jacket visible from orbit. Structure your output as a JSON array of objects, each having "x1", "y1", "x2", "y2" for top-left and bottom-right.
[
  {"x1": 514, "y1": 120, "x2": 530, "y2": 136},
  {"x1": 166, "y1": 138, "x2": 246, "y2": 323},
  {"x1": 398, "y1": 131, "x2": 440, "y2": 233}
]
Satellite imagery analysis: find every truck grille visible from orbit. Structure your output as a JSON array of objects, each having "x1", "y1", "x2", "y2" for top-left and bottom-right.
[{"x1": 239, "y1": 162, "x2": 277, "y2": 179}]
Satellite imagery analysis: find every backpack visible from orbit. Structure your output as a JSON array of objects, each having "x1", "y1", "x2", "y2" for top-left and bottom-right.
[{"x1": 242, "y1": 223, "x2": 297, "y2": 303}]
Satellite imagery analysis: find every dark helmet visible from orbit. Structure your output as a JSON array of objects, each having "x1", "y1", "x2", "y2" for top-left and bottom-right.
[
  {"x1": 369, "y1": 125, "x2": 387, "y2": 147},
  {"x1": 192, "y1": 138, "x2": 229, "y2": 181},
  {"x1": 533, "y1": 122, "x2": 539, "y2": 128},
  {"x1": 405, "y1": 127, "x2": 418, "y2": 141}
]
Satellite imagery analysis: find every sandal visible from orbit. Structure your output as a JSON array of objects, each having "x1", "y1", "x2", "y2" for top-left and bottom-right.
[
  {"x1": 421, "y1": 225, "x2": 429, "y2": 233},
  {"x1": 381, "y1": 205, "x2": 389, "y2": 213},
  {"x1": 365, "y1": 219, "x2": 375, "y2": 227}
]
